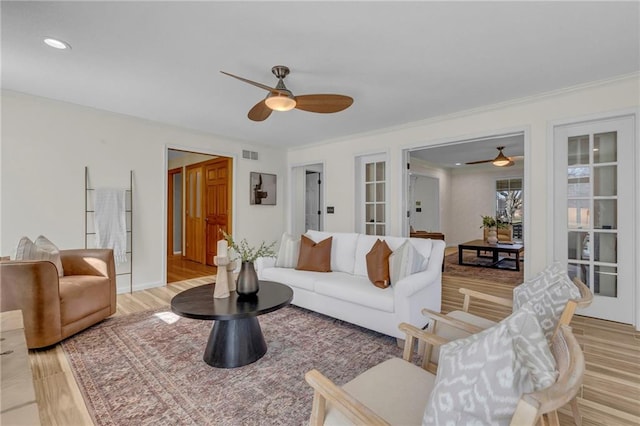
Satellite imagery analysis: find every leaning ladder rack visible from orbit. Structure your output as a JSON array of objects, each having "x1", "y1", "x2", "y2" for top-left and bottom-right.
[{"x1": 84, "y1": 166, "x2": 134, "y2": 293}]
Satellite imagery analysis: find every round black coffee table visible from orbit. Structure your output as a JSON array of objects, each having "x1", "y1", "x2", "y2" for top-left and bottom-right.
[{"x1": 171, "y1": 280, "x2": 293, "y2": 368}]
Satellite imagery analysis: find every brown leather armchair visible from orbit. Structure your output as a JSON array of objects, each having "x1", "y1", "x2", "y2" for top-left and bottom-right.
[{"x1": 1, "y1": 249, "x2": 116, "y2": 349}]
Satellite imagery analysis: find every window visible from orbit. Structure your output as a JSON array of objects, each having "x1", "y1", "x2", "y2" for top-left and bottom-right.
[{"x1": 496, "y1": 178, "x2": 523, "y2": 240}]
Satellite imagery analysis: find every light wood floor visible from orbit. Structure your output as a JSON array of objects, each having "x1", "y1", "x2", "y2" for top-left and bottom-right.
[
  {"x1": 166, "y1": 254, "x2": 217, "y2": 283},
  {"x1": 29, "y1": 274, "x2": 640, "y2": 425}
]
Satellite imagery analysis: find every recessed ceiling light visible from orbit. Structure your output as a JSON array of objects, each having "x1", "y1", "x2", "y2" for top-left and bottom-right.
[
  {"x1": 43, "y1": 37, "x2": 71, "y2": 50},
  {"x1": 593, "y1": 148, "x2": 599, "y2": 152},
  {"x1": 455, "y1": 163, "x2": 462, "y2": 166}
]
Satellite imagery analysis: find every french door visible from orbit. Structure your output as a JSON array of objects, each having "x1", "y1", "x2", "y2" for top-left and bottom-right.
[{"x1": 553, "y1": 115, "x2": 635, "y2": 324}]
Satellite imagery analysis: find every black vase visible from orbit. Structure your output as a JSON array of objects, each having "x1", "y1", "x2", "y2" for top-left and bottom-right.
[{"x1": 236, "y1": 261, "x2": 259, "y2": 296}]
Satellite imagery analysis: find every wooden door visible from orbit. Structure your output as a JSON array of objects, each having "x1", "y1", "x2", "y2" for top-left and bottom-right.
[
  {"x1": 185, "y1": 164, "x2": 204, "y2": 263},
  {"x1": 205, "y1": 158, "x2": 232, "y2": 266}
]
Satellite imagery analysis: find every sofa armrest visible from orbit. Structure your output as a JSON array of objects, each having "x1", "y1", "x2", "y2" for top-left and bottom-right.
[
  {"x1": 394, "y1": 267, "x2": 440, "y2": 298},
  {"x1": 0, "y1": 260, "x2": 63, "y2": 348},
  {"x1": 255, "y1": 256, "x2": 277, "y2": 279}
]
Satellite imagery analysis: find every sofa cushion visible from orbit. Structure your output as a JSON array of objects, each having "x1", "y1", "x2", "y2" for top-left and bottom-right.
[
  {"x1": 296, "y1": 235, "x2": 332, "y2": 272},
  {"x1": 275, "y1": 233, "x2": 300, "y2": 268},
  {"x1": 306, "y1": 230, "x2": 359, "y2": 274},
  {"x1": 408, "y1": 238, "x2": 433, "y2": 271},
  {"x1": 314, "y1": 275, "x2": 394, "y2": 312},
  {"x1": 366, "y1": 239, "x2": 392, "y2": 288},
  {"x1": 423, "y1": 303, "x2": 557, "y2": 425},
  {"x1": 260, "y1": 267, "x2": 325, "y2": 292},
  {"x1": 389, "y1": 241, "x2": 424, "y2": 285},
  {"x1": 354, "y1": 234, "x2": 380, "y2": 277},
  {"x1": 15, "y1": 235, "x2": 64, "y2": 277}
]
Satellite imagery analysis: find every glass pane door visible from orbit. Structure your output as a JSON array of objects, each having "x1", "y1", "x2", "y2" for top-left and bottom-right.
[
  {"x1": 566, "y1": 132, "x2": 618, "y2": 297},
  {"x1": 363, "y1": 158, "x2": 387, "y2": 236},
  {"x1": 553, "y1": 115, "x2": 635, "y2": 324}
]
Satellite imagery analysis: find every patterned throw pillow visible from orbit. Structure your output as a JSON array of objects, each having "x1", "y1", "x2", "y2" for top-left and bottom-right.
[
  {"x1": 513, "y1": 262, "x2": 581, "y2": 340},
  {"x1": 295, "y1": 235, "x2": 332, "y2": 272},
  {"x1": 15, "y1": 235, "x2": 64, "y2": 277},
  {"x1": 423, "y1": 303, "x2": 557, "y2": 425},
  {"x1": 275, "y1": 233, "x2": 300, "y2": 268},
  {"x1": 388, "y1": 240, "x2": 425, "y2": 285},
  {"x1": 365, "y1": 239, "x2": 393, "y2": 288}
]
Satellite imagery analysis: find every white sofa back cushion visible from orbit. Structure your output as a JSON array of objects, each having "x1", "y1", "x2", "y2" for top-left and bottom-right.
[
  {"x1": 305, "y1": 230, "x2": 359, "y2": 274},
  {"x1": 353, "y1": 235, "x2": 433, "y2": 277}
]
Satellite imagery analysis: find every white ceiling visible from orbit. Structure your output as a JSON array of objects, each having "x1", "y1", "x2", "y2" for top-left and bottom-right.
[{"x1": 2, "y1": 1, "x2": 638, "y2": 150}]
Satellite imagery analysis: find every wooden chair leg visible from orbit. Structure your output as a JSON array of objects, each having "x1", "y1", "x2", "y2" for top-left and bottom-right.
[
  {"x1": 547, "y1": 410, "x2": 560, "y2": 426},
  {"x1": 570, "y1": 397, "x2": 582, "y2": 426}
]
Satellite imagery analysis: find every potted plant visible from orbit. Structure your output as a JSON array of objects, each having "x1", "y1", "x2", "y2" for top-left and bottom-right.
[
  {"x1": 222, "y1": 231, "x2": 277, "y2": 295},
  {"x1": 480, "y1": 215, "x2": 504, "y2": 244}
]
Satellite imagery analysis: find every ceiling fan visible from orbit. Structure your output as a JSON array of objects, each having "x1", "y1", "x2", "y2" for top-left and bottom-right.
[
  {"x1": 220, "y1": 65, "x2": 353, "y2": 122},
  {"x1": 465, "y1": 146, "x2": 515, "y2": 167}
]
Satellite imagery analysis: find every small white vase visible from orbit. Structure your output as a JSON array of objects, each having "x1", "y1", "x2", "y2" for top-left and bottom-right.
[{"x1": 486, "y1": 228, "x2": 498, "y2": 244}]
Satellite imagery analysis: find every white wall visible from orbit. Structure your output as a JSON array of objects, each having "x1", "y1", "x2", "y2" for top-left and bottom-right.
[
  {"x1": 287, "y1": 74, "x2": 639, "y2": 280},
  {"x1": 1, "y1": 90, "x2": 287, "y2": 291},
  {"x1": 408, "y1": 158, "x2": 452, "y2": 241}
]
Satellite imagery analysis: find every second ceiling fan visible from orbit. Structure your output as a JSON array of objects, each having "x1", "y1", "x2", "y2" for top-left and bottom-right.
[
  {"x1": 220, "y1": 65, "x2": 353, "y2": 122},
  {"x1": 465, "y1": 146, "x2": 515, "y2": 167}
]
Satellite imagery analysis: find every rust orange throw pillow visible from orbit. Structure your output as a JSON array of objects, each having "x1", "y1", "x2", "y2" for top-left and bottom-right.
[
  {"x1": 366, "y1": 239, "x2": 392, "y2": 288},
  {"x1": 296, "y1": 235, "x2": 332, "y2": 272}
]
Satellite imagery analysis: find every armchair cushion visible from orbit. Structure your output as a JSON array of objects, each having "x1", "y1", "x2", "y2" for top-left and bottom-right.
[
  {"x1": 423, "y1": 303, "x2": 557, "y2": 425},
  {"x1": 324, "y1": 357, "x2": 436, "y2": 426},
  {"x1": 15, "y1": 235, "x2": 64, "y2": 277}
]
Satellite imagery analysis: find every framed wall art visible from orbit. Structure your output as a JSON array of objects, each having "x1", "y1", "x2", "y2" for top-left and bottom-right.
[{"x1": 250, "y1": 172, "x2": 277, "y2": 205}]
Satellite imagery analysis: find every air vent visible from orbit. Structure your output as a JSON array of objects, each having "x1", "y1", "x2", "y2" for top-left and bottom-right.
[{"x1": 242, "y1": 150, "x2": 259, "y2": 160}]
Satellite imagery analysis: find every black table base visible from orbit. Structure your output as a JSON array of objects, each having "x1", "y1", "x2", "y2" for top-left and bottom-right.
[{"x1": 203, "y1": 317, "x2": 267, "y2": 368}]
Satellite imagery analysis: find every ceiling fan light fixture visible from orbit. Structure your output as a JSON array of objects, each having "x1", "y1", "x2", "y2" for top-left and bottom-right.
[
  {"x1": 43, "y1": 37, "x2": 71, "y2": 50},
  {"x1": 493, "y1": 157, "x2": 513, "y2": 167},
  {"x1": 265, "y1": 94, "x2": 296, "y2": 111}
]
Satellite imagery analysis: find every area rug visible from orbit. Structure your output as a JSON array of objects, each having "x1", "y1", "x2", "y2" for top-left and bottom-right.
[
  {"x1": 444, "y1": 252, "x2": 524, "y2": 285},
  {"x1": 62, "y1": 306, "x2": 402, "y2": 426}
]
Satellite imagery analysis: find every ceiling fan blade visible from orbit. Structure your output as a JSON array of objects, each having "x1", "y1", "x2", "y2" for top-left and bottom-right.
[
  {"x1": 248, "y1": 99, "x2": 273, "y2": 122},
  {"x1": 294, "y1": 94, "x2": 353, "y2": 113},
  {"x1": 465, "y1": 159, "x2": 493, "y2": 165},
  {"x1": 220, "y1": 71, "x2": 286, "y2": 95}
]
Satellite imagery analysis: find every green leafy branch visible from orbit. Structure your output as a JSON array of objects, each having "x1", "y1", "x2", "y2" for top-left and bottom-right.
[{"x1": 221, "y1": 230, "x2": 277, "y2": 262}]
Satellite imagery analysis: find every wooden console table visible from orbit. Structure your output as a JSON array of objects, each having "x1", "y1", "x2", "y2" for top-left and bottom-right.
[{"x1": 1, "y1": 310, "x2": 41, "y2": 425}]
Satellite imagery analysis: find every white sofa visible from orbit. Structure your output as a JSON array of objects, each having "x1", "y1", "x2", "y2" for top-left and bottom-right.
[{"x1": 256, "y1": 230, "x2": 445, "y2": 339}]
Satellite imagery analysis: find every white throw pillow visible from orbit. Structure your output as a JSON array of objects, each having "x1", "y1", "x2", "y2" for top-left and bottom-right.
[
  {"x1": 388, "y1": 240, "x2": 425, "y2": 285},
  {"x1": 422, "y1": 303, "x2": 557, "y2": 425},
  {"x1": 15, "y1": 235, "x2": 64, "y2": 277},
  {"x1": 275, "y1": 233, "x2": 300, "y2": 268},
  {"x1": 513, "y1": 262, "x2": 581, "y2": 341}
]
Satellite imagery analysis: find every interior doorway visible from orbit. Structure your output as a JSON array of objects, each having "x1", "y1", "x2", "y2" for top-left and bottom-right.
[
  {"x1": 404, "y1": 130, "x2": 527, "y2": 279},
  {"x1": 408, "y1": 174, "x2": 440, "y2": 232},
  {"x1": 167, "y1": 149, "x2": 232, "y2": 283},
  {"x1": 291, "y1": 163, "x2": 324, "y2": 236}
]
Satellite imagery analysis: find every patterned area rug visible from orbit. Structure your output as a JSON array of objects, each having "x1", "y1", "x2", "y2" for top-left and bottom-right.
[
  {"x1": 62, "y1": 305, "x2": 402, "y2": 426},
  {"x1": 444, "y1": 252, "x2": 524, "y2": 285}
]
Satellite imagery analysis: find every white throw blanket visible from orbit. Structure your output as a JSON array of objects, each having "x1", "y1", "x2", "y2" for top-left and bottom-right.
[{"x1": 94, "y1": 188, "x2": 127, "y2": 264}]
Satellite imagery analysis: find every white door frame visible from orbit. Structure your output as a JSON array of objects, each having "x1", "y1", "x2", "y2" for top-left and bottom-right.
[
  {"x1": 548, "y1": 109, "x2": 638, "y2": 328},
  {"x1": 288, "y1": 161, "x2": 325, "y2": 236}
]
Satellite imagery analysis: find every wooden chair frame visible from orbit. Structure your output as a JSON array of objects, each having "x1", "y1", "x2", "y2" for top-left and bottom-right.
[
  {"x1": 305, "y1": 324, "x2": 584, "y2": 426},
  {"x1": 421, "y1": 276, "x2": 593, "y2": 425}
]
